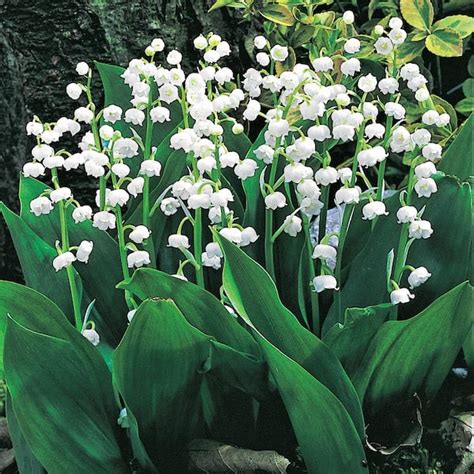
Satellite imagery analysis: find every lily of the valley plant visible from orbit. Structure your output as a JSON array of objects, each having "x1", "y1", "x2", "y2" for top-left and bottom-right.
[{"x1": 1, "y1": 10, "x2": 472, "y2": 474}]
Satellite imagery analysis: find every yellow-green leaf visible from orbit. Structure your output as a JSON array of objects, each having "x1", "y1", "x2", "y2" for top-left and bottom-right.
[
  {"x1": 260, "y1": 4, "x2": 295, "y2": 26},
  {"x1": 400, "y1": 0, "x2": 434, "y2": 30},
  {"x1": 209, "y1": 0, "x2": 242, "y2": 11},
  {"x1": 426, "y1": 27, "x2": 463, "y2": 57},
  {"x1": 395, "y1": 32, "x2": 426, "y2": 64},
  {"x1": 456, "y1": 97, "x2": 474, "y2": 114},
  {"x1": 412, "y1": 31, "x2": 428, "y2": 41},
  {"x1": 433, "y1": 14, "x2": 474, "y2": 39}
]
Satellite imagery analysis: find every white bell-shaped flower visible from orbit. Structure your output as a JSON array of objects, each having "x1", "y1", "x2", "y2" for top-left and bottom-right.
[
  {"x1": 334, "y1": 186, "x2": 361, "y2": 205},
  {"x1": 313, "y1": 244, "x2": 337, "y2": 261},
  {"x1": 93, "y1": 211, "x2": 116, "y2": 231},
  {"x1": 82, "y1": 328, "x2": 100, "y2": 346},
  {"x1": 265, "y1": 192, "x2": 287, "y2": 210},
  {"x1": 23, "y1": 162, "x2": 45, "y2": 178},
  {"x1": 127, "y1": 250, "x2": 151, "y2": 268},
  {"x1": 408, "y1": 267, "x2": 432, "y2": 289},
  {"x1": 390, "y1": 288, "x2": 415, "y2": 304},
  {"x1": 313, "y1": 275, "x2": 338, "y2": 293},
  {"x1": 53, "y1": 251, "x2": 76, "y2": 272},
  {"x1": 396, "y1": 206, "x2": 418, "y2": 224},
  {"x1": 76, "y1": 240, "x2": 94, "y2": 263},
  {"x1": 127, "y1": 177, "x2": 144, "y2": 197},
  {"x1": 129, "y1": 226, "x2": 151, "y2": 244},
  {"x1": 240, "y1": 227, "x2": 259, "y2": 247},
  {"x1": 414, "y1": 177, "x2": 437, "y2": 198},
  {"x1": 30, "y1": 196, "x2": 54, "y2": 216},
  {"x1": 408, "y1": 220, "x2": 433, "y2": 239},
  {"x1": 362, "y1": 201, "x2": 388, "y2": 220},
  {"x1": 160, "y1": 197, "x2": 179, "y2": 216},
  {"x1": 167, "y1": 234, "x2": 190, "y2": 249}
]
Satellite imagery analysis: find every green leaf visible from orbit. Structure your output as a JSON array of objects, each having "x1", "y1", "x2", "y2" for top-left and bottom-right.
[
  {"x1": 0, "y1": 203, "x2": 78, "y2": 322},
  {"x1": 433, "y1": 14, "x2": 474, "y2": 39},
  {"x1": 468, "y1": 55, "x2": 474, "y2": 76},
  {"x1": 456, "y1": 97, "x2": 474, "y2": 115},
  {"x1": 351, "y1": 282, "x2": 473, "y2": 417},
  {"x1": 19, "y1": 177, "x2": 128, "y2": 345},
  {"x1": 119, "y1": 268, "x2": 260, "y2": 357},
  {"x1": 426, "y1": 27, "x2": 463, "y2": 57},
  {"x1": 6, "y1": 394, "x2": 45, "y2": 474},
  {"x1": 217, "y1": 236, "x2": 366, "y2": 439},
  {"x1": 323, "y1": 176, "x2": 472, "y2": 333},
  {"x1": 3, "y1": 283, "x2": 128, "y2": 473},
  {"x1": 462, "y1": 78, "x2": 474, "y2": 97},
  {"x1": 253, "y1": 331, "x2": 368, "y2": 473},
  {"x1": 439, "y1": 114, "x2": 473, "y2": 179},
  {"x1": 260, "y1": 4, "x2": 295, "y2": 26},
  {"x1": 113, "y1": 299, "x2": 268, "y2": 469},
  {"x1": 323, "y1": 304, "x2": 393, "y2": 377},
  {"x1": 400, "y1": 0, "x2": 434, "y2": 30},
  {"x1": 290, "y1": 24, "x2": 316, "y2": 47},
  {"x1": 411, "y1": 30, "x2": 428, "y2": 40},
  {"x1": 391, "y1": 33, "x2": 426, "y2": 64}
]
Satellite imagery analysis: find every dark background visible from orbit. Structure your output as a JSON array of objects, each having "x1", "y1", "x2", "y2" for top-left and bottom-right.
[{"x1": 0, "y1": 0, "x2": 250, "y2": 282}]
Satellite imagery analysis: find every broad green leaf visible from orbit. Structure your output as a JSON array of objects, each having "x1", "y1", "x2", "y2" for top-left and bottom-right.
[
  {"x1": 323, "y1": 176, "x2": 472, "y2": 334},
  {"x1": 6, "y1": 394, "x2": 45, "y2": 474},
  {"x1": 260, "y1": 4, "x2": 295, "y2": 26},
  {"x1": 439, "y1": 114, "x2": 473, "y2": 179},
  {"x1": 119, "y1": 268, "x2": 260, "y2": 357},
  {"x1": 3, "y1": 283, "x2": 127, "y2": 474},
  {"x1": 433, "y1": 14, "x2": 474, "y2": 39},
  {"x1": 395, "y1": 33, "x2": 426, "y2": 64},
  {"x1": 0, "y1": 203, "x2": 77, "y2": 322},
  {"x1": 19, "y1": 177, "x2": 128, "y2": 345},
  {"x1": 114, "y1": 299, "x2": 268, "y2": 469},
  {"x1": 323, "y1": 304, "x2": 393, "y2": 377},
  {"x1": 254, "y1": 332, "x2": 368, "y2": 473},
  {"x1": 456, "y1": 97, "x2": 474, "y2": 115},
  {"x1": 352, "y1": 282, "x2": 473, "y2": 417},
  {"x1": 217, "y1": 236, "x2": 366, "y2": 439},
  {"x1": 400, "y1": 0, "x2": 433, "y2": 30},
  {"x1": 426, "y1": 28, "x2": 463, "y2": 57}
]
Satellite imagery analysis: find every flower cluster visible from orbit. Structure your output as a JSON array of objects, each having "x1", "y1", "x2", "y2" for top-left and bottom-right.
[{"x1": 23, "y1": 15, "x2": 450, "y2": 343}]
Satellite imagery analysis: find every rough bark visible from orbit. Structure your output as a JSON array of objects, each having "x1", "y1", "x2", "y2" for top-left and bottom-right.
[{"x1": 0, "y1": 0, "x2": 248, "y2": 282}]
